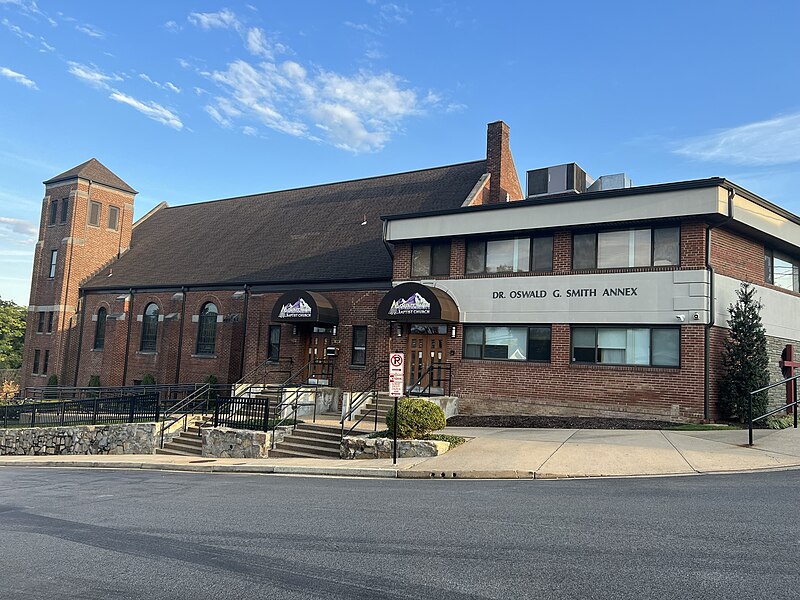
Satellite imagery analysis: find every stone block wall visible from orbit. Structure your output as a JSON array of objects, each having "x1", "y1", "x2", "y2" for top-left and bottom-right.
[
  {"x1": 0, "y1": 422, "x2": 157, "y2": 456},
  {"x1": 341, "y1": 436, "x2": 449, "y2": 459}
]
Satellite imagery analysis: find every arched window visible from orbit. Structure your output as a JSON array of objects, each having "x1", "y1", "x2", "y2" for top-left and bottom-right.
[
  {"x1": 196, "y1": 302, "x2": 218, "y2": 355},
  {"x1": 94, "y1": 307, "x2": 107, "y2": 350},
  {"x1": 140, "y1": 303, "x2": 159, "y2": 352}
]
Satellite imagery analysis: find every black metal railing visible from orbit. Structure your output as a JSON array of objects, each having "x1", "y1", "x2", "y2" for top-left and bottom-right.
[
  {"x1": 748, "y1": 374, "x2": 799, "y2": 445},
  {"x1": 232, "y1": 357, "x2": 294, "y2": 398},
  {"x1": 340, "y1": 361, "x2": 388, "y2": 439},
  {"x1": 268, "y1": 359, "x2": 332, "y2": 448},
  {"x1": 407, "y1": 362, "x2": 452, "y2": 397},
  {"x1": 212, "y1": 395, "x2": 278, "y2": 432},
  {"x1": 22, "y1": 383, "x2": 203, "y2": 403},
  {"x1": 1, "y1": 393, "x2": 160, "y2": 429},
  {"x1": 157, "y1": 383, "x2": 231, "y2": 448}
]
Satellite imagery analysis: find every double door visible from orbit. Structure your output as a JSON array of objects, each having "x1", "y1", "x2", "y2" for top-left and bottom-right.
[
  {"x1": 406, "y1": 330, "x2": 447, "y2": 394},
  {"x1": 305, "y1": 329, "x2": 333, "y2": 384}
]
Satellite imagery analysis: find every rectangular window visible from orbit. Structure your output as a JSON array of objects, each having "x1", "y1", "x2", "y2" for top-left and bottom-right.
[
  {"x1": 49, "y1": 200, "x2": 58, "y2": 225},
  {"x1": 267, "y1": 325, "x2": 281, "y2": 361},
  {"x1": 765, "y1": 248, "x2": 800, "y2": 292},
  {"x1": 571, "y1": 326, "x2": 680, "y2": 367},
  {"x1": 463, "y1": 325, "x2": 551, "y2": 362},
  {"x1": 410, "y1": 242, "x2": 450, "y2": 277},
  {"x1": 42, "y1": 350, "x2": 49, "y2": 375},
  {"x1": 466, "y1": 236, "x2": 553, "y2": 274},
  {"x1": 49, "y1": 249, "x2": 57, "y2": 278},
  {"x1": 574, "y1": 227, "x2": 679, "y2": 269},
  {"x1": 32, "y1": 349, "x2": 40, "y2": 374},
  {"x1": 47, "y1": 311, "x2": 54, "y2": 333},
  {"x1": 37, "y1": 311, "x2": 45, "y2": 333},
  {"x1": 351, "y1": 326, "x2": 367, "y2": 366},
  {"x1": 88, "y1": 201, "x2": 101, "y2": 226},
  {"x1": 108, "y1": 205, "x2": 120, "y2": 231},
  {"x1": 60, "y1": 198, "x2": 69, "y2": 224}
]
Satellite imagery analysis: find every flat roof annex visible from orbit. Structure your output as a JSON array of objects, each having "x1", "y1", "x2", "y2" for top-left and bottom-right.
[{"x1": 382, "y1": 177, "x2": 800, "y2": 252}]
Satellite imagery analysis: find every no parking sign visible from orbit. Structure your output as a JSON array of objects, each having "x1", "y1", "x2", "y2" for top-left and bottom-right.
[{"x1": 389, "y1": 352, "x2": 404, "y2": 397}]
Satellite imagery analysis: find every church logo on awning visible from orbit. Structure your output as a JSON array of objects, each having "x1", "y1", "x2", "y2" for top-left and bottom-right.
[
  {"x1": 389, "y1": 293, "x2": 431, "y2": 316},
  {"x1": 278, "y1": 298, "x2": 312, "y2": 318}
]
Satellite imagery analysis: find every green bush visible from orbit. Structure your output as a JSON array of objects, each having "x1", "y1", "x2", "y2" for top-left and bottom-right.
[
  {"x1": 385, "y1": 397, "x2": 446, "y2": 439},
  {"x1": 87, "y1": 375, "x2": 101, "y2": 398},
  {"x1": 141, "y1": 373, "x2": 156, "y2": 386},
  {"x1": 767, "y1": 414, "x2": 794, "y2": 429},
  {"x1": 204, "y1": 374, "x2": 219, "y2": 400}
]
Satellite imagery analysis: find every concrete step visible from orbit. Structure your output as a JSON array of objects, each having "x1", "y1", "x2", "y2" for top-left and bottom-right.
[
  {"x1": 173, "y1": 435, "x2": 202, "y2": 448},
  {"x1": 292, "y1": 423, "x2": 342, "y2": 435},
  {"x1": 268, "y1": 448, "x2": 340, "y2": 459},
  {"x1": 155, "y1": 446, "x2": 201, "y2": 456},
  {"x1": 281, "y1": 434, "x2": 340, "y2": 450},
  {"x1": 270, "y1": 441, "x2": 341, "y2": 458},
  {"x1": 162, "y1": 439, "x2": 202, "y2": 455},
  {"x1": 289, "y1": 427, "x2": 341, "y2": 442}
]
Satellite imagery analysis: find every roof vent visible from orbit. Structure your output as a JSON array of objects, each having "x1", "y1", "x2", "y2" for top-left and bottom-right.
[
  {"x1": 526, "y1": 163, "x2": 592, "y2": 198},
  {"x1": 587, "y1": 173, "x2": 633, "y2": 192}
]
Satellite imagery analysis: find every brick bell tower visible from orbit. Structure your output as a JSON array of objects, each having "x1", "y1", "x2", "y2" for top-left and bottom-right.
[{"x1": 21, "y1": 159, "x2": 137, "y2": 393}]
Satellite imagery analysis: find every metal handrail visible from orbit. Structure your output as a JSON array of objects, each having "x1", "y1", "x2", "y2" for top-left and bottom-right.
[
  {"x1": 407, "y1": 362, "x2": 452, "y2": 397},
  {"x1": 23, "y1": 383, "x2": 200, "y2": 402},
  {"x1": 233, "y1": 356, "x2": 294, "y2": 398},
  {"x1": 340, "y1": 361, "x2": 388, "y2": 438},
  {"x1": 269, "y1": 359, "x2": 332, "y2": 449},
  {"x1": 748, "y1": 373, "x2": 799, "y2": 445},
  {"x1": 158, "y1": 383, "x2": 220, "y2": 448}
]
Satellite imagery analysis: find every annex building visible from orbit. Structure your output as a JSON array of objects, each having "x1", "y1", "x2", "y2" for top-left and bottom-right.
[{"x1": 22, "y1": 121, "x2": 800, "y2": 422}]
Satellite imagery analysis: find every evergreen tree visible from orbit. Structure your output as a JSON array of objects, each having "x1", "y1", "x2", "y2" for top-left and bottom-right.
[{"x1": 718, "y1": 283, "x2": 770, "y2": 421}]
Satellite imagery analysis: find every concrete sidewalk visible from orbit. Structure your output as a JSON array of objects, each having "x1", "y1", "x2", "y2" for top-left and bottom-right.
[{"x1": 0, "y1": 426, "x2": 798, "y2": 479}]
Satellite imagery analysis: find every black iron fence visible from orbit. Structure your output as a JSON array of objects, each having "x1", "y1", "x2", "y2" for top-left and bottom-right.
[
  {"x1": 212, "y1": 396, "x2": 277, "y2": 432},
  {"x1": 21, "y1": 384, "x2": 206, "y2": 403},
  {"x1": 1, "y1": 393, "x2": 160, "y2": 429},
  {"x1": 749, "y1": 374, "x2": 799, "y2": 445}
]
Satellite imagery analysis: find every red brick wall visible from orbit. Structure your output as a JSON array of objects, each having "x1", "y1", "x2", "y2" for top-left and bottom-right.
[
  {"x1": 22, "y1": 179, "x2": 136, "y2": 392},
  {"x1": 710, "y1": 227, "x2": 763, "y2": 283},
  {"x1": 452, "y1": 324, "x2": 707, "y2": 421}
]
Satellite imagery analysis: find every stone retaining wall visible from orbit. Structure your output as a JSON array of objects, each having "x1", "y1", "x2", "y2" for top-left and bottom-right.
[
  {"x1": 341, "y1": 436, "x2": 449, "y2": 459},
  {"x1": 200, "y1": 426, "x2": 292, "y2": 458},
  {"x1": 0, "y1": 423, "x2": 158, "y2": 456}
]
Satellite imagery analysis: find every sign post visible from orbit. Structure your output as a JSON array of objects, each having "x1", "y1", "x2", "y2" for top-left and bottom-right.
[{"x1": 389, "y1": 352, "x2": 404, "y2": 465}]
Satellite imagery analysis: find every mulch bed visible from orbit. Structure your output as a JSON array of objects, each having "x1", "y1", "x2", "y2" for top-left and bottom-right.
[{"x1": 446, "y1": 415, "x2": 678, "y2": 430}]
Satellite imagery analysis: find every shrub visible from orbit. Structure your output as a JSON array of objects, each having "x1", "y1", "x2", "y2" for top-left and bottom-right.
[
  {"x1": 141, "y1": 373, "x2": 156, "y2": 386},
  {"x1": 385, "y1": 397, "x2": 446, "y2": 439},
  {"x1": 204, "y1": 374, "x2": 219, "y2": 400},
  {"x1": 1, "y1": 379, "x2": 19, "y2": 403},
  {"x1": 87, "y1": 375, "x2": 101, "y2": 398},
  {"x1": 767, "y1": 414, "x2": 794, "y2": 429}
]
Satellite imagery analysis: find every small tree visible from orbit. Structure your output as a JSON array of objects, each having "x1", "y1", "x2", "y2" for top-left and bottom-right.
[
  {"x1": 88, "y1": 375, "x2": 101, "y2": 398},
  {"x1": 718, "y1": 283, "x2": 769, "y2": 421},
  {"x1": 141, "y1": 373, "x2": 156, "y2": 386}
]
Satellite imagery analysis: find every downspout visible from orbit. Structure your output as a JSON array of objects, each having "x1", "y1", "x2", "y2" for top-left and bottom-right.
[
  {"x1": 704, "y1": 187, "x2": 735, "y2": 420},
  {"x1": 73, "y1": 290, "x2": 86, "y2": 386},
  {"x1": 174, "y1": 287, "x2": 187, "y2": 384},
  {"x1": 238, "y1": 285, "x2": 250, "y2": 379},
  {"x1": 121, "y1": 288, "x2": 134, "y2": 385}
]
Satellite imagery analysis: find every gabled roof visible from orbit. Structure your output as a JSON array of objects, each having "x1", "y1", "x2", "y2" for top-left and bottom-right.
[
  {"x1": 44, "y1": 158, "x2": 137, "y2": 194},
  {"x1": 81, "y1": 160, "x2": 487, "y2": 291}
]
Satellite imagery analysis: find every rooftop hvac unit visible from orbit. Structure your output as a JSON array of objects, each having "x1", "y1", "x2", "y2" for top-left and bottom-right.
[
  {"x1": 526, "y1": 163, "x2": 590, "y2": 198},
  {"x1": 587, "y1": 173, "x2": 633, "y2": 192}
]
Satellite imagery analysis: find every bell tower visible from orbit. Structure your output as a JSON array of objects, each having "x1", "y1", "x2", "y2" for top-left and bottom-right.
[{"x1": 21, "y1": 158, "x2": 137, "y2": 392}]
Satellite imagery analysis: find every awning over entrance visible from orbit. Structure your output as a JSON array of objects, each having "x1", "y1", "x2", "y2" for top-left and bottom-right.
[
  {"x1": 377, "y1": 282, "x2": 459, "y2": 323},
  {"x1": 271, "y1": 290, "x2": 339, "y2": 325}
]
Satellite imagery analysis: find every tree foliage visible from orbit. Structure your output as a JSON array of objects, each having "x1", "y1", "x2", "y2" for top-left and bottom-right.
[
  {"x1": 718, "y1": 283, "x2": 770, "y2": 421},
  {"x1": 0, "y1": 296, "x2": 26, "y2": 369}
]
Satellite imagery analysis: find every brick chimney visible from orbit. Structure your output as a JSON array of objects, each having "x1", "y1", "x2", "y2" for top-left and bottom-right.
[{"x1": 486, "y1": 121, "x2": 523, "y2": 204}]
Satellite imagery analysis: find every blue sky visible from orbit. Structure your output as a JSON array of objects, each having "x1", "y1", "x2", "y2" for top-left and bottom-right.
[{"x1": 1, "y1": 1, "x2": 799, "y2": 305}]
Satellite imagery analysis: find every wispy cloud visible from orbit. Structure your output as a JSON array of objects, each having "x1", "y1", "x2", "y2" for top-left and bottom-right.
[
  {"x1": 0, "y1": 216, "x2": 37, "y2": 237},
  {"x1": 2, "y1": 17, "x2": 34, "y2": 39},
  {"x1": 139, "y1": 73, "x2": 181, "y2": 93},
  {"x1": 675, "y1": 113, "x2": 800, "y2": 166},
  {"x1": 207, "y1": 58, "x2": 424, "y2": 152},
  {"x1": 380, "y1": 3, "x2": 412, "y2": 24},
  {"x1": 75, "y1": 23, "x2": 104, "y2": 38},
  {"x1": 164, "y1": 20, "x2": 180, "y2": 33},
  {"x1": 109, "y1": 91, "x2": 183, "y2": 130},
  {"x1": 0, "y1": 66, "x2": 37, "y2": 89},
  {"x1": 67, "y1": 61, "x2": 122, "y2": 89},
  {"x1": 188, "y1": 8, "x2": 240, "y2": 31}
]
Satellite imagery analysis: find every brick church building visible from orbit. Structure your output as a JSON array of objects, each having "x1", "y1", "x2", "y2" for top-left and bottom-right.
[{"x1": 22, "y1": 121, "x2": 800, "y2": 421}]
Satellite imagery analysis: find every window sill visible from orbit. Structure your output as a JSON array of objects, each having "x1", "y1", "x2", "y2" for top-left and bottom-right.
[
  {"x1": 461, "y1": 358, "x2": 551, "y2": 365},
  {"x1": 349, "y1": 364, "x2": 367, "y2": 370},
  {"x1": 136, "y1": 351, "x2": 157, "y2": 356},
  {"x1": 191, "y1": 353, "x2": 218, "y2": 359},
  {"x1": 90, "y1": 348, "x2": 104, "y2": 352},
  {"x1": 570, "y1": 362, "x2": 680, "y2": 372}
]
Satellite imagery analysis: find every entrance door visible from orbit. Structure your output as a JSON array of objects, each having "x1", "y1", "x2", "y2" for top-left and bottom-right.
[
  {"x1": 406, "y1": 325, "x2": 447, "y2": 394},
  {"x1": 305, "y1": 326, "x2": 333, "y2": 384}
]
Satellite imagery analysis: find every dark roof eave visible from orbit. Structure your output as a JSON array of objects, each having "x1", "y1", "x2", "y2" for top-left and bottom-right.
[
  {"x1": 43, "y1": 175, "x2": 138, "y2": 195},
  {"x1": 80, "y1": 276, "x2": 392, "y2": 294}
]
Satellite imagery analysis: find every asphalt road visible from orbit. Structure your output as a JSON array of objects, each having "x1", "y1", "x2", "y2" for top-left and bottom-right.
[{"x1": 0, "y1": 468, "x2": 798, "y2": 599}]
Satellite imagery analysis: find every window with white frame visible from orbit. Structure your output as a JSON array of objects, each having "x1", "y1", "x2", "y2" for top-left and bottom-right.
[{"x1": 571, "y1": 326, "x2": 679, "y2": 367}]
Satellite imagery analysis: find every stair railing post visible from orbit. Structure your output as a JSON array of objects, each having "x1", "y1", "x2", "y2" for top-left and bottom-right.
[
  {"x1": 748, "y1": 393, "x2": 753, "y2": 447},
  {"x1": 794, "y1": 379, "x2": 798, "y2": 429}
]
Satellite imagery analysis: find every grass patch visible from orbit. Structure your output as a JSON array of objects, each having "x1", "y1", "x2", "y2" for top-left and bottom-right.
[{"x1": 664, "y1": 423, "x2": 741, "y2": 431}]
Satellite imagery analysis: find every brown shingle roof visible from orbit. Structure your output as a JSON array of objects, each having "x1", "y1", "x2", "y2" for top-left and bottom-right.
[
  {"x1": 44, "y1": 158, "x2": 137, "y2": 194},
  {"x1": 82, "y1": 160, "x2": 486, "y2": 290}
]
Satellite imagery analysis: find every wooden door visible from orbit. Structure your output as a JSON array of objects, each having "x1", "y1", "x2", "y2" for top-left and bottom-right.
[
  {"x1": 305, "y1": 330, "x2": 332, "y2": 384},
  {"x1": 406, "y1": 333, "x2": 446, "y2": 393}
]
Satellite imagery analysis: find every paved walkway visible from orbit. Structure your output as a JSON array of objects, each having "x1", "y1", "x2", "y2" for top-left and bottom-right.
[{"x1": 1, "y1": 425, "x2": 798, "y2": 479}]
